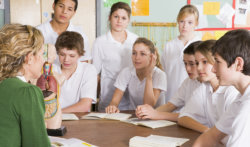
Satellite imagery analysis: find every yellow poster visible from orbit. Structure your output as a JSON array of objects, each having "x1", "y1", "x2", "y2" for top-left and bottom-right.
[
  {"x1": 132, "y1": 0, "x2": 149, "y2": 16},
  {"x1": 203, "y1": 2, "x2": 220, "y2": 15},
  {"x1": 215, "y1": 31, "x2": 227, "y2": 40},
  {"x1": 202, "y1": 31, "x2": 216, "y2": 40}
]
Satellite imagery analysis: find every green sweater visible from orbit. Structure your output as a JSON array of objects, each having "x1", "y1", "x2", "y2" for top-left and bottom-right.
[{"x1": 0, "y1": 77, "x2": 50, "y2": 147}]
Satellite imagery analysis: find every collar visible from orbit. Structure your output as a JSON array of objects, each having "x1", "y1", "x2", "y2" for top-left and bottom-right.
[
  {"x1": 107, "y1": 30, "x2": 130, "y2": 45},
  {"x1": 16, "y1": 75, "x2": 27, "y2": 83}
]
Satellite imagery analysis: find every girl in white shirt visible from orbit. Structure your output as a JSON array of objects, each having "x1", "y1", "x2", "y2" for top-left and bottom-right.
[
  {"x1": 105, "y1": 37, "x2": 166, "y2": 113},
  {"x1": 178, "y1": 40, "x2": 238, "y2": 133},
  {"x1": 161, "y1": 4, "x2": 200, "y2": 103},
  {"x1": 135, "y1": 41, "x2": 202, "y2": 122},
  {"x1": 92, "y1": 2, "x2": 138, "y2": 111}
]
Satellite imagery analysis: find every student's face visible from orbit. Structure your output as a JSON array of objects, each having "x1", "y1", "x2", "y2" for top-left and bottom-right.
[
  {"x1": 183, "y1": 54, "x2": 198, "y2": 79},
  {"x1": 178, "y1": 14, "x2": 197, "y2": 36},
  {"x1": 53, "y1": 0, "x2": 76, "y2": 24},
  {"x1": 109, "y1": 9, "x2": 130, "y2": 33},
  {"x1": 27, "y1": 47, "x2": 45, "y2": 79},
  {"x1": 58, "y1": 48, "x2": 80, "y2": 70},
  {"x1": 132, "y1": 43, "x2": 151, "y2": 70},
  {"x1": 195, "y1": 51, "x2": 216, "y2": 82},
  {"x1": 213, "y1": 53, "x2": 235, "y2": 86}
]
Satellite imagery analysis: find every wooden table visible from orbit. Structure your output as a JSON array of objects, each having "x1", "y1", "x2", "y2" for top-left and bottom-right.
[{"x1": 62, "y1": 112, "x2": 201, "y2": 147}]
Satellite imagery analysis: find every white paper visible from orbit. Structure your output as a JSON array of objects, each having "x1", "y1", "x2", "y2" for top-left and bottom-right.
[
  {"x1": 216, "y1": 3, "x2": 235, "y2": 26},
  {"x1": 0, "y1": 0, "x2": 4, "y2": 9},
  {"x1": 234, "y1": 0, "x2": 249, "y2": 25},
  {"x1": 49, "y1": 136, "x2": 98, "y2": 147},
  {"x1": 81, "y1": 112, "x2": 132, "y2": 121},
  {"x1": 62, "y1": 113, "x2": 79, "y2": 121},
  {"x1": 129, "y1": 135, "x2": 189, "y2": 147},
  {"x1": 195, "y1": 4, "x2": 208, "y2": 29}
]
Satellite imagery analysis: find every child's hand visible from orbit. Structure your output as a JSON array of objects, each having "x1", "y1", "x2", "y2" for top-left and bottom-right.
[
  {"x1": 105, "y1": 105, "x2": 120, "y2": 114},
  {"x1": 135, "y1": 104, "x2": 157, "y2": 120},
  {"x1": 145, "y1": 53, "x2": 156, "y2": 77}
]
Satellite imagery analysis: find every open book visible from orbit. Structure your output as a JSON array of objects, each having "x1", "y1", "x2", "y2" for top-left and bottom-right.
[
  {"x1": 81, "y1": 112, "x2": 132, "y2": 121},
  {"x1": 129, "y1": 135, "x2": 189, "y2": 147},
  {"x1": 62, "y1": 113, "x2": 79, "y2": 121},
  {"x1": 49, "y1": 136, "x2": 97, "y2": 147},
  {"x1": 122, "y1": 118, "x2": 176, "y2": 129}
]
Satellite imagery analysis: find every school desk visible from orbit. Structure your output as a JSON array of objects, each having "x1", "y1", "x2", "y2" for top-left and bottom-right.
[{"x1": 61, "y1": 111, "x2": 203, "y2": 147}]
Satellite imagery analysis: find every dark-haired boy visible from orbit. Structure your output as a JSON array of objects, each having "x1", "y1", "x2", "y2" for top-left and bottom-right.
[
  {"x1": 194, "y1": 29, "x2": 250, "y2": 146},
  {"x1": 37, "y1": 0, "x2": 91, "y2": 63}
]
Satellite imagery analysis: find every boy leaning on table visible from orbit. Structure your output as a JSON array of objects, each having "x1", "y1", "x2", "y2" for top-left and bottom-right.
[{"x1": 193, "y1": 29, "x2": 250, "y2": 146}]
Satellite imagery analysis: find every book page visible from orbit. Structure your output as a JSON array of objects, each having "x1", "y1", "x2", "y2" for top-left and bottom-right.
[
  {"x1": 49, "y1": 136, "x2": 98, "y2": 147},
  {"x1": 81, "y1": 112, "x2": 131, "y2": 121},
  {"x1": 62, "y1": 113, "x2": 79, "y2": 121},
  {"x1": 129, "y1": 135, "x2": 189, "y2": 147},
  {"x1": 122, "y1": 118, "x2": 176, "y2": 129},
  {"x1": 81, "y1": 113, "x2": 107, "y2": 119}
]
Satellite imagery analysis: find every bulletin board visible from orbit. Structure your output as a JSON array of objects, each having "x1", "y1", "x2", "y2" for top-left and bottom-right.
[{"x1": 187, "y1": 0, "x2": 250, "y2": 31}]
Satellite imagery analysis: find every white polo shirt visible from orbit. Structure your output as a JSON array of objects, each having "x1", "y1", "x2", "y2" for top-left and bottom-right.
[
  {"x1": 215, "y1": 85, "x2": 250, "y2": 147},
  {"x1": 53, "y1": 62, "x2": 97, "y2": 109},
  {"x1": 36, "y1": 20, "x2": 91, "y2": 63},
  {"x1": 92, "y1": 30, "x2": 138, "y2": 111},
  {"x1": 179, "y1": 83, "x2": 238, "y2": 128},
  {"x1": 114, "y1": 66, "x2": 167, "y2": 110},
  {"x1": 169, "y1": 78, "x2": 202, "y2": 111},
  {"x1": 161, "y1": 36, "x2": 201, "y2": 102}
]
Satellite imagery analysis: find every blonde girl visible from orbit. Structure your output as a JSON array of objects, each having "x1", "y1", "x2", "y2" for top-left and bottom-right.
[{"x1": 106, "y1": 37, "x2": 166, "y2": 113}]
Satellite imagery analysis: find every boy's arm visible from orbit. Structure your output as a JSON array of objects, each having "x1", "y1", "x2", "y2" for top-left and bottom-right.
[
  {"x1": 193, "y1": 126, "x2": 226, "y2": 147},
  {"x1": 62, "y1": 98, "x2": 92, "y2": 112},
  {"x1": 178, "y1": 116, "x2": 209, "y2": 133},
  {"x1": 156, "y1": 102, "x2": 177, "y2": 112}
]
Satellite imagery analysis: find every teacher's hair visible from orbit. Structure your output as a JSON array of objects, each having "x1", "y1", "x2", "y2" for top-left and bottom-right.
[{"x1": 0, "y1": 24, "x2": 44, "y2": 81}]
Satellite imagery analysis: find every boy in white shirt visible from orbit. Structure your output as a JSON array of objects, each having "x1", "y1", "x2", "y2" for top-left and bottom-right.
[
  {"x1": 193, "y1": 29, "x2": 250, "y2": 146},
  {"x1": 37, "y1": 0, "x2": 91, "y2": 63},
  {"x1": 178, "y1": 40, "x2": 238, "y2": 133},
  {"x1": 135, "y1": 41, "x2": 202, "y2": 122}
]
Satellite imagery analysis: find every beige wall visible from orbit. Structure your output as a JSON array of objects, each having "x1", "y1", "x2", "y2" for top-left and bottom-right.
[{"x1": 10, "y1": 0, "x2": 96, "y2": 51}]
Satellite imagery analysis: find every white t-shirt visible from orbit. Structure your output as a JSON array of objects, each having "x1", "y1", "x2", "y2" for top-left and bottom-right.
[
  {"x1": 92, "y1": 30, "x2": 138, "y2": 111},
  {"x1": 36, "y1": 20, "x2": 91, "y2": 63},
  {"x1": 215, "y1": 85, "x2": 250, "y2": 147},
  {"x1": 161, "y1": 36, "x2": 201, "y2": 102},
  {"x1": 114, "y1": 66, "x2": 167, "y2": 110},
  {"x1": 53, "y1": 62, "x2": 97, "y2": 109},
  {"x1": 169, "y1": 78, "x2": 202, "y2": 111},
  {"x1": 179, "y1": 83, "x2": 238, "y2": 128}
]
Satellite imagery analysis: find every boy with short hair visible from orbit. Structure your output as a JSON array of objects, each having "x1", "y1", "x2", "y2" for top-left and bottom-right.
[{"x1": 193, "y1": 29, "x2": 250, "y2": 146}]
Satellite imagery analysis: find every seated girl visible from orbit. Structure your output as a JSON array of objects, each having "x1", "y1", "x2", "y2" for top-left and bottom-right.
[
  {"x1": 105, "y1": 37, "x2": 166, "y2": 113},
  {"x1": 53, "y1": 31, "x2": 97, "y2": 112},
  {"x1": 135, "y1": 41, "x2": 202, "y2": 121}
]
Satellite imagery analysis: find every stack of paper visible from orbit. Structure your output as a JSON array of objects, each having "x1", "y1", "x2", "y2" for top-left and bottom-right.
[
  {"x1": 49, "y1": 136, "x2": 97, "y2": 147},
  {"x1": 62, "y1": 113, "x2": 79, "y2": 121},
  {"x1": 81, "y1": 112, "x2": 132, "y2": 121},
  {"x1": 129, "y1": 135, "x2": 189, "y2": 147},
  {"x1": 122, "y1": 118, "x2": 176, "y2": 129}
]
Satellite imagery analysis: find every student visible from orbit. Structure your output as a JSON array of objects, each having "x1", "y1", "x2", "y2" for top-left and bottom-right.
[
  {"x1": 0, "y1": 24, "x2": 50, "y2": 146},
  {"x1": 105, "y1": 37, "x2": 166, "y2": 113},
  {"x1": 178, "y1": 40, "x2": 238, "y2": 133},
  {"x1": 161, "y1": 4, "x2": 201, "y2": 102},
  {"x1": 92, "y1": 2, "x2": 138, "y2": 111},
  {"x1": 193, "y1": 29, "x2": 250, "y2": 146},
  {"x1": 53, "y1": 31, "x2": 97, "y2": 112},
  {"x1": 135, "y1": 41, "x2": 202, "y2": 122},
  {"x1": 37, "y1": 0, "x2": 91, "y2": 63}
]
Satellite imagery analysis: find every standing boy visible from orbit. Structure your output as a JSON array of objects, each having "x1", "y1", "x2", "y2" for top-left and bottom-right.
[
  {"x1": 37, "y1": 0, "x2": 91, "y2": 63},
  {"x1": 193, "y1": 29, "x2": 250, "y2": 146}
]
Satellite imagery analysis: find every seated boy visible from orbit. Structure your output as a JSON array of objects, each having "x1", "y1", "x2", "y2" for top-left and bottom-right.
[
  {"x1": 193, "y1": 29, "x2": 250, "y2": 146},
  {"x1": 53, "y1": 31, "x2": 97, "y2": 112},
  {"x1": 135, "y1": 41, "x2": 202, "y2": 122}
]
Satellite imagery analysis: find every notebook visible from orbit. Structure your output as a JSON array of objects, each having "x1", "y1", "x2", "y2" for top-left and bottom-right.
[
  {"x1": 62, "y1": 113, "x2": 79, "y2": 121},
  {"x1": 81, "y1": 112, "x2": 132, "y2": 121},
  {"x1": 49, "y1": 136, "x2": 97, "y2": 147},
  {"x1": 122, "y1": 118, "x2": 176, "y2": 129}
]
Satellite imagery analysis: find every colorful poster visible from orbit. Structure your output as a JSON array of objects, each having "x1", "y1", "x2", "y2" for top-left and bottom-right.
[
  {"x1": 203, "y1": 2, "x2": 220, "y2": 15},
  {"x1": 104, "y1": 0, "x2": 130, "y2": 8},
  {"x1": 132, "y1": 0, "x2": 149, "y2": 16}
]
